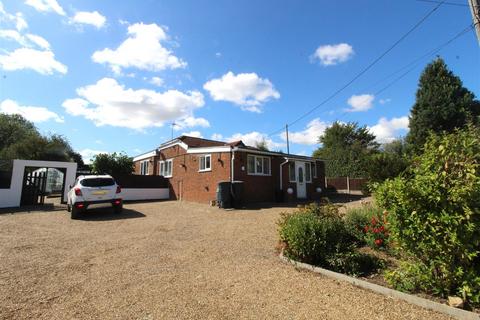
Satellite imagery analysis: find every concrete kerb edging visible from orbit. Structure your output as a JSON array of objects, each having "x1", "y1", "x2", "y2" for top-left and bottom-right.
[{"x1": 279, "y1": 252, "x2": 480, "y2": 320}]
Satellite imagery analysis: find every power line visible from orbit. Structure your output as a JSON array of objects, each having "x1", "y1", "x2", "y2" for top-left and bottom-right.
[
  {"x1": 416, "y1": 0, "x2": 467, "y2": 7},
  {"x1": 267, "y1": 1, "x2": 445, "y2": 137},
  {"x1": 337, "y1": 24, "x2": 474, "y2": 122}
]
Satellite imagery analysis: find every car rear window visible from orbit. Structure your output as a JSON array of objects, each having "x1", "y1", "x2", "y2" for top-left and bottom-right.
[{"x1": 80, "y1": 178, "x2": 115, "y2": 187}]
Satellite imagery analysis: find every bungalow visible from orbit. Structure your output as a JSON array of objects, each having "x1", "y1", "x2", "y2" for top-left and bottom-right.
[{"x1": 132, "y1": 136, "x2": 326, "y2": 204}]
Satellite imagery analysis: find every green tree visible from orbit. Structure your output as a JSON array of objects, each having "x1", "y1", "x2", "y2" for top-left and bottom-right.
[
  {"x1": 376, "y1": 126, "x2": 480, "y2": 304},
  {"x1": 91, "y1": 152, "x2": 134, "y2": 176},
  {"x1": 0, "y1": 114, "x2": 38, "y2": 151},
  {"x1": 0, "y1": 113, "x2": 83, "y2": 164},
  {"x1": 255, "y1": 139, "x2": 269, "y2": 151},
  {"x1": 406, "y1": 57, "x2": 480, "y2": 154},
  {"x1": 364, "y1": 153, "x2": 408, "y2": 183},
  {"x1": 364, "y1": 138, "x2": 409, "y2": 183},
  {"x1": 382, "y1": 138, "x2": 409, "y2": 157},
  {"x1": 313, "y1": 122, "x2": 378, "y2": 177}
]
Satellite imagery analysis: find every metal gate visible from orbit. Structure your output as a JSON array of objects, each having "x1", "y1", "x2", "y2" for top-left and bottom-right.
[{"x1": 20, "y1": 170, "x2": 47, "y2": 206}]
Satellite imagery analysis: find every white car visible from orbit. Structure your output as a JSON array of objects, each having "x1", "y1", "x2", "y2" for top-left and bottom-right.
[{"x1": 67, "y1": 175, "x2": 122, "y2": 219}]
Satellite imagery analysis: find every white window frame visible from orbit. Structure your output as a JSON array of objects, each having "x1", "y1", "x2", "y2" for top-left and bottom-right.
[
  {"x1": 159, "y1": 159, "x2": 173, "y2": 178},
  {"x1": 289, "y1": 162, "x2": 296, "y2": 182},
  {"x1": 305, "y1": 162, "x2": 312, "y2": 183},
  {"x1": 140, "y1": 160, "x2": 149, "y2": 175},
  {"x1": 312, "y1": 162, "x2": 317, "y2": 178},
  {"x1": 199, "y1": 154, "x2": 212, "y2": 172},
  {"x1": 247, "y1": 155, "x2": 271, "y2": 176}
]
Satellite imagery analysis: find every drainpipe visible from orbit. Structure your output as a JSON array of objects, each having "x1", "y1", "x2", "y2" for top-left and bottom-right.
[
  {"x1": 230, "y1": 146, "x2": 235, "y2": 183},
  {"x1": 279, "y1": 158, "x2": 289, "y2": 190}
]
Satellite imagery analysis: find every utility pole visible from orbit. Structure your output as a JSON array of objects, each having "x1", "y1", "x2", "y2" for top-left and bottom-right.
[
  {"x1": 469, "y1": 0, "x2": 480, "y2": 45},
  {"x1": 171, "y1": 122, "x2": 177, "y2": 140},
  {"x1": 285, "y1": 124, "x2": 290, "y2": 154}
]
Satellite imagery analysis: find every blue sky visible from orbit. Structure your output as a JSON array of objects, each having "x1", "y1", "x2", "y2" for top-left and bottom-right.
[{"x1": 0, "y1": 0, "x2": 478, "y2": 162}]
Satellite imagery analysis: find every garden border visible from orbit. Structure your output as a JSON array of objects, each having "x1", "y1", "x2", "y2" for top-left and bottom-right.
[{"x1": 279, "y1": 252, "x2": 479, "y2": 320}]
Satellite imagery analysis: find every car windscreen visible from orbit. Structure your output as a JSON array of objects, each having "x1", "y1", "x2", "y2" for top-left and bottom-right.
[{"x1": 80, "y1": 178, "x2": 115, "y2": 187}]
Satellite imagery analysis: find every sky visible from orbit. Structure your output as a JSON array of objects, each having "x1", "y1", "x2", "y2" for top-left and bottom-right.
[{"x1": 0, "y1": 0, "x2": 479, "y2": 163}]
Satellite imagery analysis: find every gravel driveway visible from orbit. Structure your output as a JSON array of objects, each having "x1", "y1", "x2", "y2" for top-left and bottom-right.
[{"x1": 0, "y1": 201, "x2": 451, "y2": 320}]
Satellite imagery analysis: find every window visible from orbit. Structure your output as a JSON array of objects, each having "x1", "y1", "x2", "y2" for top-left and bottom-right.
[
  {"x1": 298, "y1": 166, "x2": 304, "y2": 183},
  {"x1": 140, "y1": 160, "x2": 149, "y2": 175},
  {"x1": 159, "y1": 159, "x2": 173, "y2": 177},
  {"x1": 289, "y1": 162, "x2": 296, "y2": 182},
  {"x1": 247, "y1": 155, "x2": 255, "y2": 174},
  {"x1": 247, "y1": 155, "x2": 271, "y2": 175},
  {"x1": 199, "y1": 154, "x2": 211, "y2": 171},
  {"x1": 80, "y1": 178, "x2": 115, "y2": 187},
  {"x1": 312, "y1": 162, "x2": 317, "y2": 178},
  {"x1": 305, "y1": 162, "x2": 312, "y2": 182}
]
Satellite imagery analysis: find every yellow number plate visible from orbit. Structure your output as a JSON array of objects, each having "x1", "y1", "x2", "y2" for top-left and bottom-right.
[{"x1": 92, "y1": 191, "x2": 107, "y2": 195}]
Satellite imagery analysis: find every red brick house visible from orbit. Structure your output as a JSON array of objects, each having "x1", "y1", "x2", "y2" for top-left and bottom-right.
[{"x1": 133, "y1": 136, "x2": 326, "y2": 204}]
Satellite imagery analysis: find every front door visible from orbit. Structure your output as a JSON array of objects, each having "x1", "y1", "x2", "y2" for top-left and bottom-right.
[{"x1": 296, "y1": 162, "x2": 307, "y2": 199}]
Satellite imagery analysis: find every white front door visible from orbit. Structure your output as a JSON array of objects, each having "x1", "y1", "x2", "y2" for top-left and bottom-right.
[{"x1": 296, "y1": 162, "x2": 307, "y2": 199}]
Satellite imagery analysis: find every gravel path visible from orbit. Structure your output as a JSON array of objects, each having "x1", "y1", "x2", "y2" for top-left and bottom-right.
[{"x1": 0, "y1": 201, "x2": 451, "y2": 320}]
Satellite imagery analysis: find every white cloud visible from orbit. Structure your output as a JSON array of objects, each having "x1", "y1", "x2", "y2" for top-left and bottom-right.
[
  {"x1": 92, "y1": 22, "x2": 186, "y2": 73},
  {"x1": 215, "y1": 52, "x2": 221, "y2": 58},
  {"x1": 346, "y1": 94, "x2": 375, "y2": 112},
  {"x1": 71, "y1": 11, "x2": 106, "y2": 29},
  {"x1": 0, "y1": 99, "x2": 63, "y2": 123},
  {"x1": 174, "y1": 116, "x2": 210, "y2": 130},
  {"x1": 0, "y1": 4, "x2": 28, "y2": 31},
  {"x1": 280, "y1": 118, "x2": 329, "y2": 145},
  {"x1": 181, "y1": 131, "x2": 202, "y2": 138},
  {"x1": 150, "y1": 76, "x2": 164, "y2": 87},
  {"x1": 25, "y1": 33, "x2": 50, "y2": 50},
  {"x1": 62, "y1": 77, "x2": 205, "y2": 130},
  {"x1": 226, "y1": 131, "x2": 284, "y2": 150},
  {"x1": 79, "y1": 149, "x2": 107, "y2": 164},
  {"x1": 203, "y1": 71, "x2": 280, "y2": 112},
  {"x1": 211, "y1": 133, "x2": 223, "y2": 141},
  {"x1": 25, "y1": 0, "x2": 66, "y2": 16},
  {"x1": 0, "y1": 29, "x2": 24, "y2": 44},
  {"x1": 311, "y1": 43, "x2": 354, "y2": 66},
  {"x1": 369, "y1": 116, "x2": 409, "y2": 143},
  {"x1": 379, "y1": 98, "x2": 391, "y2": 105},
  {"x1": 15, "y1": 12, "x2": 27, "y2": 31},
  {"x1": 0, "y1": 30, "x2": 50, "y2": 50},
  {"x1": 0, "y1": 47, "x2": 67, "y2": 75}
]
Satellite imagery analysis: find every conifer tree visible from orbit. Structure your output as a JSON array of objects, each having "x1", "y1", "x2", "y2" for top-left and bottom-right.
[{"x1": 406, "y1": 57, "x2": 480, "y2": 154}]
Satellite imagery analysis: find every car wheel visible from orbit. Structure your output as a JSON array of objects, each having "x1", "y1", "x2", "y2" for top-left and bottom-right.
[
  {"x1": 114, "y1": 204, "x2": 123, "y2": 214},
  {"x1": 71, "y1": 206, "x2": 80, "y2": 219},
  {"x1": 67, "y1": 202, "x2": 71, "y2": 212}
]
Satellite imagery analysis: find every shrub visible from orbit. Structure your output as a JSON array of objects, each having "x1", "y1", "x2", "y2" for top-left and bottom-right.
[
  {"x1": 304, "y1": 201, "x2": 341, "y2": 218},
  {"x1": 365, "y1": 152, "x2": 408, "y2": 183},
  {"x1": 360, "y1": 182, "x2": 372, "y2": 196},
  {"x1": 375, "y1": 126, "x2": 480, "y2": 305},
  {"x1": 363, "y1": 211, "x2": 390, "y2": 250},
  {"x1": 344, "y1": 204, "x2": 387, "y2": 247},
  {"x1": 327, "y1": 252, "x2": 385, "y2": 277},
  {"x1": 384, "y1": 260, "x2": 434, "y2": 293},
  {"x1": 278, "y1": 205, "x2": 354, "y2": 266}
]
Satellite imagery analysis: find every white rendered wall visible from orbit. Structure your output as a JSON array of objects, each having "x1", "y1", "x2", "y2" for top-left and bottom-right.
[
  {"x1": 0, "y1": 160, "x2": 77, "y2": 208},
  {"x1": 121, "y1": 188, "x2": 169, "y2": 201}
]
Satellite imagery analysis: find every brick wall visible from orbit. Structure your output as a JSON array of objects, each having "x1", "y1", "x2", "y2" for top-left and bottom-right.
[
  {"x1": 133, "y1": 147, "x2": 327, "y2": 204},
  {"x1": 233, "y1": 152, "x2": 280, "y2": 203},
  {"x1": 155, "y1": 146, "x2": 231, "y2": 203},
  {"x1": 133, "y1": 156, "x2": 158, "y2": 175}
]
